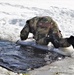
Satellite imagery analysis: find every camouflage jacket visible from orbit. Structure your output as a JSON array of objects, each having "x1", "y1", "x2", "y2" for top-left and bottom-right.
[{"x1": 20, "y1": 16, "x2": 62, "y2": 46}]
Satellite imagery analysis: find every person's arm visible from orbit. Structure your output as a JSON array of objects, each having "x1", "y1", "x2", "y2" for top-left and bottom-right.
[{"x1": 20, "y1": 22, "x2": 29, "y2": 40}]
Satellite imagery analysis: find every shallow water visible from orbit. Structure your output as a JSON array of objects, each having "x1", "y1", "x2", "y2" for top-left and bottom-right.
[{"x1": 0, "y1": 40, "x2": 65, "y2": 73}]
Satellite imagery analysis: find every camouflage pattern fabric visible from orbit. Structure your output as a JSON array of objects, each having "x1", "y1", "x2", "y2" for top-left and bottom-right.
[{"x1": 20, "y1": 16, "x2": 62, "y2": 47}]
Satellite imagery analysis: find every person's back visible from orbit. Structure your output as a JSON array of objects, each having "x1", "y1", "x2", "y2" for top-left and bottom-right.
[{"x1": 34, "y1": 16, "x2": 62, "y2": 46}]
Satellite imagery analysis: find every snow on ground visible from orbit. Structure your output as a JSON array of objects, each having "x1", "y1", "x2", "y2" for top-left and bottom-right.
[
  {"x1": 0, "y1": 0, "x2": 74, "y2": 75},
  {"x1": 0, "y1": 1, "x2": 74, "y2": 42},
  {"x1": 28, "y1": 57, "x2": 74, "y2": 75}
]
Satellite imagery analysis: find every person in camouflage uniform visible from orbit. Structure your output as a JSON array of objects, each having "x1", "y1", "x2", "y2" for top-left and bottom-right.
[
  {"x1": 20, "y1": 16, "x2": 63, "y2": 48},
  {"x1": 20, "y1": 16, "x2": 74, "y2": 48}
]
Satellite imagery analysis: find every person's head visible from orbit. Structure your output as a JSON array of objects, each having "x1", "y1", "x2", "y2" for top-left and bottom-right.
[{"x1": 67, "y1": 35, "x2": 74, "y2": 48}]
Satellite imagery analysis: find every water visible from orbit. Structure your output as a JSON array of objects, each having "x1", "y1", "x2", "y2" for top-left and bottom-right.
[{"x1": 0, "y1": 40, "x2": 65, "y2": 73}]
